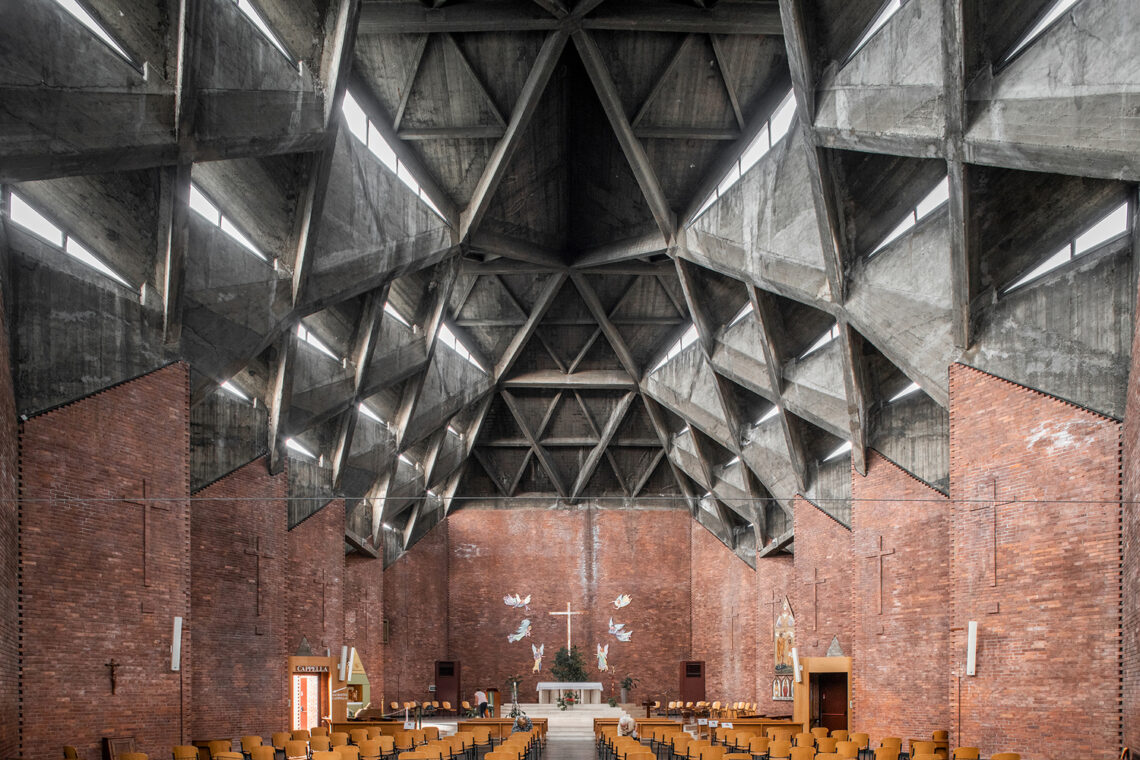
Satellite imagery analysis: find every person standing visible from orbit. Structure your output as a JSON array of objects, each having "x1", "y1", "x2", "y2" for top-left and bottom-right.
[{"x1": 474, "y1": 688, "x2": 489, "y2": 718}]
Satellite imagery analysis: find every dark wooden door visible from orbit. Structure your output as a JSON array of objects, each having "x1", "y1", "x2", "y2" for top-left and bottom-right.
[
  {"x1": 680, "y1": 661, "x2": 705, "y2": 702},
  {"x1": 435, "y1": 661, "x2": 460, "y2": 710},
  {"x1": 816, "y1": 672, "x2": 848, "y2": 732}
]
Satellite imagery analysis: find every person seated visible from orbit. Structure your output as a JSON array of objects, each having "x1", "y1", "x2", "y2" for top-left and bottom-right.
[
  {"x1": 618, "y1": 716, "x2": 638, "y2": 740},
  {"x1": 511, "y1": 716, "x2": 532, "y2": 734}
]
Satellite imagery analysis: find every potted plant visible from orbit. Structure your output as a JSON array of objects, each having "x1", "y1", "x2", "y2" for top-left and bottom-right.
[
  {"x1": 619, "y1": 675, "x2": 639, "y2": 704},
  {"x1": 557, "y1": 690, "x2": 577, "y2": 710}
]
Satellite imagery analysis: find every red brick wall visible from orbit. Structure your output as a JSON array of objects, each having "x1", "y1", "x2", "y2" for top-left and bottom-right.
[
  {"x1": 385, "y1": 517, "x2": 448, "y2": 707},
  {"x1": 851, "y1": 450, "x2": 950, "y2": 743},
  {"x1": 949, "y1": 364, "x2": 1122, "y2": 760},
  {"x1": 753, "y1": 553, "x2": 794, "y2": 717},
  {"x1": 285, "y1": 500, "x2": 345, "y2": 659},
  {"x1": 18, "y1": 364, "x2": 192, "y2": 760},
  {"x1": 344, "y1": 552, "x2": 384, "y2": 706},
  {"x1": 446, "y1": 507, "x2": 590, "y2": 706},
  {"x1": 691, "y1": 522, "x2": 757, "y2": 706},
  {"x1": 0, "y1": 287, "x2": 19, "y2": 760},
  {"x1": 793, "y1": 497, "x2": 853, "y2": 659},
  {"x1": 1123, "y1": 276, "x2": 1140, "y2": 754},
  {"x1": 593, "y1": 508, "x2": 692, "y2": 705},
  {"x1": 190, "y1": 456, "x2": 287, "y2": 739}
]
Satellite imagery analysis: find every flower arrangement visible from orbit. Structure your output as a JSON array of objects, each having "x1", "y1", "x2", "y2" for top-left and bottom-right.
[{"x1": 557, "y1": 690, "x2": 577, "y2": 710}]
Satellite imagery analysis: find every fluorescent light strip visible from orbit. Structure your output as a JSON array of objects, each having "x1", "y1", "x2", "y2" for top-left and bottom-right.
[
  {"x1": 8, "y1": 192, "x2": 131, "y2": 288},
  {"x1": 53, "y1": 0, "x2": 134, "y2": 64},
  {"x1": 342, "y1": 91, "x2": 446, "y2": 221}
]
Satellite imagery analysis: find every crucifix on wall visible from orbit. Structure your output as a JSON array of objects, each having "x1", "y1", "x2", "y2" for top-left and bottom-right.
[
  {"x1": 123, "y1": 479, "x2": 170, "y2": 591},
  {"x1": 106, "y1": 659, "x2": 120, "y2": 695},
  {"x1": 246, "y1": 536, "x2": 275, "y2": 634},
  {"x1": 549, "y1": 602, "x2": 583, "y2": 649},
  {"x1": 809, "y1": 567, "x2": 827, "y2": 632},
  {"x1": 864, "y1": 535, "x2": 894, "y2": 635},
  {"x1": 969, "y1": 480, "x2": 1008, "y2": 614}
]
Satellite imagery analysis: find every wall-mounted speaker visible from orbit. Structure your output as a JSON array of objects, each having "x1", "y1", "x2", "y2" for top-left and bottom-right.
[
  {"x1": 966, "y1": 621, "x2": 978, "y2": 676},
  {"x1": 339, "y1": 645, "x2": 350, "y2": 681},
  {"x1": 171, "y1": 616, "x2": 183, "y2": 671}
]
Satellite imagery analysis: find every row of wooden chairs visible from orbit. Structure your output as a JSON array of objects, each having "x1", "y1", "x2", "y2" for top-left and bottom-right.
[{"x1": 386, "y1": 701, "x2": 457, "y2": 716}]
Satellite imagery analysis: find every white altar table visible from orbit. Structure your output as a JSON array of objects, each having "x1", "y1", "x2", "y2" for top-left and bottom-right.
[{"x1": 536, "y1": 681, "x2": 604, "y2": 705}]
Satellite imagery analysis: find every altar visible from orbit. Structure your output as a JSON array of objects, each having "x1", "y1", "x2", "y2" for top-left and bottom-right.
[{"x1": 536, "y1": 681, "x2": 605, "y2": 705}]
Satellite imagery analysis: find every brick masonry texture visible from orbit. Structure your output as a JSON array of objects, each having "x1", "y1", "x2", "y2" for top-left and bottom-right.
[
  {"x1": 385, "y1": 516, "x2": 448, "y2": 707},
  {"x1": 1123, "y1": 279, "x2": 1140, "y2": 753},
  {"x1": 0, "y1": 291, "x2": 19, "y2": 760},
  {"x1": 792, "y1": 497, "x2": 853, "y2": 660},
  {"x1": 285, "y1": 498, "x2": 345, "y2": 659},
  {"x1": 18, "y1": 364, "x2": 192, "y2": 760},
  {"x1": 851, "y1": 450, "x2": 951, "y2": 744},
  {"x1": 191, "y1": 456, "x2": 288, "y2": 740},
  {"x1": 949, "y1": 363, "x2": 1122, "y2": 760},
  {"x1": 344, "y1": 551, "x2": 384, "y2": 705}
]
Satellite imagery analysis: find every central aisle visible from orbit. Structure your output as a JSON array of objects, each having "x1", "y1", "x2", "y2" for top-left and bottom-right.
[{"x1": 513, "y1": 702, "x2": 624, "y2": 760}]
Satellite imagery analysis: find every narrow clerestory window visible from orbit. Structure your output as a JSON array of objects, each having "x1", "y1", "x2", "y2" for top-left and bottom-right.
[
  {"x1": 845, "y1": 0, "x2": 904, "y2": 63},
  {"x1": 650, "y1": 324, "x2": 700, "y2": 373},
  {"x1": 868, "y1": 176, "x2": 949, "y2": 256},
  {"x1": 51, "y1": 0, "x2": 142, "y2": 73},
  {"x1": 1000, "y1": 0, "x2": 1082, "y2": 67},
  {"x1": 7, "y1": 191, "x2": 132, "y2": 288},
  {"x1": 1003, "y1": 201, "x2": 1130, "y2": 293},
  {"x1": 437, "y1": 323, "x2": 486, "y2": 372},
  {"x1": 233, "y1": 0, "x2": 300, "y2": 71},
  {"x1": 188, "y1": 183, "x2": 270, "y2": 263}
]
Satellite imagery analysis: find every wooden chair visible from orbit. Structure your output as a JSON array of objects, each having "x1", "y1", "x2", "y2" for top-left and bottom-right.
[
  {"x1": 250, "y1": 748, "x2": 275, "y2": 760},
  {"x1": 931, "y1": 733, "x2": 948, "y2": 744},
  {"x1": 209, "y1": 742, "x2": 234, "y2": 759},
  {"x1": 816, "y1": 739, "x2": 837, "y2": 754},
  {"x1": 873, "y1": 749, "x2": 897, "y2": 760},
  {"x1": 214, "y1": 753, "x2": 243, "y2": 760},
  {"x1": 793, "y1": 733, "x2": 815, "y2": 749},
  {"x1": 312, "y1": 730, "x2": 329, "y2": 739},
  {"x1": 835, "y1": 741, "x2": 858, "y2": 759},
  {"x1": 989, "y1": 755, "x2": 1019, "y2": 760},
  {"x1": 330, "y1": 735, "x2": 349, "y2": 749},
  {"x1": 831, "y1": 732, "x2": 848, "y2": 743},
  {"x1": 848, "y1": 735, "x2": 869, "y2": 751},
  {"x1": 65, "y1": 747, "x2": 81, "y2": 760},
  {"x1": 789, "y1": 748, "x2": 814, "y2": 760},
  {"x1": 173, "y1": 748, "x2": 198, "y2": 760},
  {"x1": 422, "y1": 729, "x2": 439, "y2": 743},
  {"x1": 670, "y1": 733, "x2": 692, "y2": 760},
  {"x1": 293, "y1": 733, "x2": 311, "y2": 743},
  {"x1": 285, "y1": 741, "x2": 310, "y2": 760},
  {"x1": 747, "y1": 736, "x2": 769, "y2": 760},
  {"x1": 912, "y1": 742, "x2": 935, "y2": 758},
  {"x1": 397, "y1": 753, "x2": 427, "y2": 760},
  {"x1": 350, "y1": 731, "x2": 369, "y2": 746},
  {"x1": 700, "y1": 746, "x2": 726, "y2": 760},
  {"x1": 811, "y1": 729, "x2": 829, "y2": 740},
  {"x1": 357, "y1": 743, "x2": 382, "y2": 760},
  {"x1": 310, "y1": 739, "x2": 330, "y2": 753},
  {"x1": 241, "y1": 738, "x2": 264, "y2": 755},
  {"x1": 950, "y1": 750, "x2": 978, "y2": 760},
  {"x1": 120, "y1": 754, "x2": 148, "y2": 760},
  {"x1": 879, "y1": 740, "x2": 901, "y2": 753},
  {"x1": 335, "y1": 747, "x2": 360, "y2": 760},
  {"x1": 393, "y1": 735, "x2": 414, "y2": 754},
  {"x1": 273, "y1": 735, "x2": 292, "y2": 752},
  {"x1": 768, "y1": 741, "x2": 792, "y2": 760},
  {"x1": 409, "y1": 732, "x2": 427, "y2": 749},
  {"x1": 913, "y1": 755, "x2": 940, "y2": 760},
  {"x1": 312, "y1": 754, "x2": 340, "y2": 760},
  {"x1": 768, "y1": 730, "x2": 795, "y2": 745}
]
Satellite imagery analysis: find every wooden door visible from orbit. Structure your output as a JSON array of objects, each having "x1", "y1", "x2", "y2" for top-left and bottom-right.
[
  {"x1": 435, "y1": 661, "x2": 460, "y2": 709},
  {"x1": 816, "y1": 672, "x2": 847, "y2": 732},
  {"x1": 679, "y1": 661, "x2": 705, "y2": 702}
]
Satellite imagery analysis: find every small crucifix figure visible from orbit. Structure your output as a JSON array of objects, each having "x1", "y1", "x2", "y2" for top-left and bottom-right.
[
  {"x1": 106, "y1": 659, "x2": 120, "y2": 695},
  {"x1": 809, "y1": 568, "x2": 827, "y2": 631},
  {"x1": 549, "y1": 602, "x2": 583, "y2": 650},
  {"x1": 123, "y1": 479, "x2": 170, "y2": 589}
]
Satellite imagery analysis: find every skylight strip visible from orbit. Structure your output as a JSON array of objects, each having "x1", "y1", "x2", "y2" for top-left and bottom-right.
[
  {"x1": 53, "y1": 0, "x2": 136, "y2": 67},
  {"x1": 824, "y1": 440, "x2": 853, "y2": 462},
  {"x1": 342, "y1": 92, "x2": 446, "y2": 222},
  {"x1": 690, "y1": 90, "x2": 795, "y2": 225},
  {"x1": 888, "y1": 381, "x2": 922, "y2": 403},
  {"x1": 220, "y1": 380, "x2": 251, "y2": 401},
  {"x1": 296, "y1": 323, "x2": 341, "y2": 362},
  {"x1": 234, "y1": 0, "x2": 297, "y2": 69},
  {"x1": 728, "y1": 302, "x2": 754, "y2": 328},
  {"x1": 437, "y1": 323, "x2": 486, "y2": 372},
  {"x1": 188, "y1": 183, "x2": 269, "y2": 263},
  {"x1": 384, "y1": 301, "x2": 412, "y2": 328},
  {"x1": 846, "y1": 0, "x2": 903, "y2": 63},
  {"x1": 285, "y1": 437, "x2": 317, "y2": 459},
  {"x1": 651, "y1": 324, "x2": 699, "y2": 373},
  {"x1": 1004, "y1": 201, "x2": 1130, "y2": 294},
  {"x1": 1001, "y1": 0, "x2": 1081, "y2": 65},
  {"x1": 358, "y1": 402, "x2": 384, "y2": 424},
  {"x1": 799, "y1": 324, "x2": 839, "y2": 360},
  {"x1": 8, "y1": 192, "x2": 132, "y2": 288},
  {"x1": 869, "y1": 175, "x2": 949, "y2": 256},
  {"x1": 757, "y1": 406, "x2": 780, "y2": 425}
]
